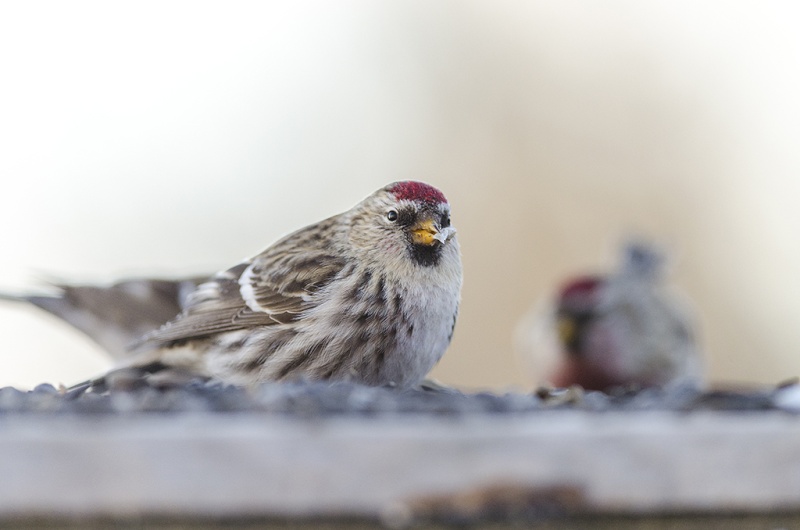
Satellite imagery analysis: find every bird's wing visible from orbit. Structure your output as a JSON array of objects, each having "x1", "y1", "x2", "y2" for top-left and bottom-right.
[{"x1": 138, "y1": 240, "x2": 347, "y2": 348}]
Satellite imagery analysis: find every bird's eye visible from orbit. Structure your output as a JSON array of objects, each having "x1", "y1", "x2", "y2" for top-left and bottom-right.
[
  {"x1": 386, "y1": 210, "x2": 398, "y2": 222},
  {"x1": 441, "y1": 213, "x2": 451, "y2": 228}
]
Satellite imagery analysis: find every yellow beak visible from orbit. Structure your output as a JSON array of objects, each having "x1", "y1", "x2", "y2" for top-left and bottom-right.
[
  {"x1": 557, "y1": 316, "x2": 576, "y2": 347},
  {"x1": 410, "y1": 219, "x2": 440, "y2": 246}
]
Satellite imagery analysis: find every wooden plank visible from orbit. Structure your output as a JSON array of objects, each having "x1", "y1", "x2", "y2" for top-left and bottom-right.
[{"x1": 0, "y1": 411, "x2": 799, "y2": 523}]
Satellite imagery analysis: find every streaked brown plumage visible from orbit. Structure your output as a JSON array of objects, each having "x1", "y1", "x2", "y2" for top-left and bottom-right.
[{"x1": 6, "y1": 181, "x2": 463, "y2": 391}]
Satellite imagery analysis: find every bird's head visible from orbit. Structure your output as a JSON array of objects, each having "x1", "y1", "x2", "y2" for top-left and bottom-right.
[
  {"x1": 555, "y1": 276, "x2": 604, "y2": 357},
  {"x1": 349, "y1": 181, "x2": 458, "y2": 268}
]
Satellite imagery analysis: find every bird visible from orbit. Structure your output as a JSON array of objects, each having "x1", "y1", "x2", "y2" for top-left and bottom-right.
[
  {"x1": 518, "y1": 242, "x2": 704, "y2": 393},
  {"x1": 4, "y1": 181, "x2": 462, "y2": 391}
]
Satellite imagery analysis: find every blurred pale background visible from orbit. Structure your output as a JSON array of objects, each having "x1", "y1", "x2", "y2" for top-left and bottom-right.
[{"x1": 1, "y1": 1, "x2": 799, "y2": 390}]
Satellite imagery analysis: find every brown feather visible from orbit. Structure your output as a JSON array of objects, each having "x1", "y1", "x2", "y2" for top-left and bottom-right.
[{"x1": 138, "y1": 225, "x2": 348, "y2": 348}]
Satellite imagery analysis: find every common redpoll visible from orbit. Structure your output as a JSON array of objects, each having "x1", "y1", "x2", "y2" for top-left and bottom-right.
[
  {"x1": 8, "y1": 181, "x2": 463, "y2": 390},
  {"x1": 520, "y1": 242, "x2": 704, "y2": 392}
]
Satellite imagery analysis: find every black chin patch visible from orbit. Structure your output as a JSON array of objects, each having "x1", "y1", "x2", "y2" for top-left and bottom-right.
[
  {"x1": 396, "y1": 205, "x2": 445, "y2": 267},
  {"x1": 409, "y1": 242, "x2": 442, "y2": 267},
  {"x1": 560, "y1": 311, "x2": 595, "y2": 357}
]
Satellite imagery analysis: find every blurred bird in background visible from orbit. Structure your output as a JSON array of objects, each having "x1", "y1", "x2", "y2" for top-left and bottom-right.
[
  {"x1": 1, "y1": 181, "x2": 462, "y2": 392},
  {"x1": 517, "y1": 242, "x2": 705, "y2": 393}
]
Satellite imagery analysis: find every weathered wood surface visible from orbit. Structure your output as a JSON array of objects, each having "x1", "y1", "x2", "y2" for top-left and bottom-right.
[{"x1": 1, "y1": 410, "x2": 799, "y2": 524}]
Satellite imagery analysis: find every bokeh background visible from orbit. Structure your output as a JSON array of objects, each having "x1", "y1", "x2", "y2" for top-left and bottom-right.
[{"x1": 1, "y1": 1, "x2": 799, "y2": 390}]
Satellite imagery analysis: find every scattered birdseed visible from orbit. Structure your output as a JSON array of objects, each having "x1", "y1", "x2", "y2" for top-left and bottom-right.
[{"x1": 0, "y1": 378, "x2": 796, "y2": 416}]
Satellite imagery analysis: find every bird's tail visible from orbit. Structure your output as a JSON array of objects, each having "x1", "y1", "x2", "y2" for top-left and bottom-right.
[
  {"x1": 619, "y1": 240, "x2": 666, "y2": 280},
  {"x1": 0, "y1": 277, "x2": 206, "y2": 360}
]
